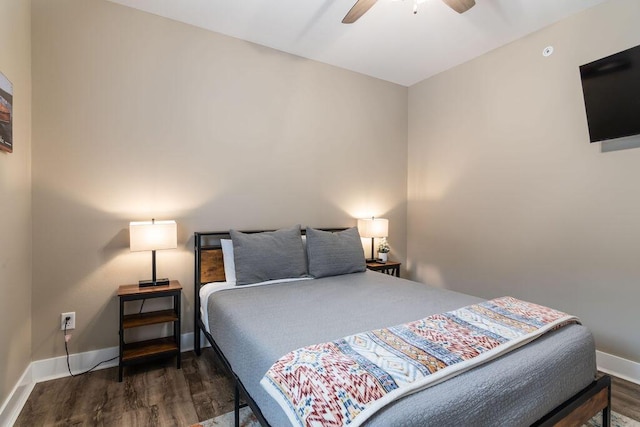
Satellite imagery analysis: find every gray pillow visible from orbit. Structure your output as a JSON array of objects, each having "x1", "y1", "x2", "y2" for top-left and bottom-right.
[
  {"x1": 306, "y1": 227, "x2": 366, "y2": 278},
  {"x1": 230, "y1": 225, "x2": 308, "y2": 285}
]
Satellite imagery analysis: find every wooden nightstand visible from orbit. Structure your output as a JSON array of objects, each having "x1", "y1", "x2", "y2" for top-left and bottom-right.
[
  {"x1": 117, "y1": 280, "x2": 182, "y2": 382},
  {"x1": 366, "y1": 260, "x2": 401, "y2": 277}
]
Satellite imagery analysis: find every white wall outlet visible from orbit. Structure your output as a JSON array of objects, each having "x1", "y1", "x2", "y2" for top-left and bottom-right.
[{"x1": 61, "y1": 312, "x2": 76, "y2": 330}]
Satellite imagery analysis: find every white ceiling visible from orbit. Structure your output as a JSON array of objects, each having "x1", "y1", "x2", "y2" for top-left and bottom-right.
[{"x1": 107, "y1": 0, "x2": 608, "y2": 87}]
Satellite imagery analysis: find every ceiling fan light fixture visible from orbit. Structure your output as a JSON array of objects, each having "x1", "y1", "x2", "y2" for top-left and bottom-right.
[{"x1": 343, "y1": 0, "x2": 474, "y2": 23}]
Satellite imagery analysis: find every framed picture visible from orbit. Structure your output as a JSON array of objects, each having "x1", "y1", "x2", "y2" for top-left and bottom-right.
[{"x1": 0, "y1": 71, "x2": 13, "y2": 153}]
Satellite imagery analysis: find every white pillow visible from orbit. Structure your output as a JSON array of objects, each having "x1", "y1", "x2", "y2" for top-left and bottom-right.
[{"x1": 221, "y1": 239, "x2": 237, "y2": 285}]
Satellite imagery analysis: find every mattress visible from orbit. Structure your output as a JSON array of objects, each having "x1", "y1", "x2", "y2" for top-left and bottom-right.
[{"x1": 205, "y1": 271, "x2": 596, "y2": 426}]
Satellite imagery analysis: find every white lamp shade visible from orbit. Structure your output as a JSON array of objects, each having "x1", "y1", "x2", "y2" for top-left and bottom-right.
[
  {"x1": 129, "y1": 220, "x2": 177, "y2": 252},
  {"x1": 357, "y1": 218, "x2": 389, "y2": 238}
]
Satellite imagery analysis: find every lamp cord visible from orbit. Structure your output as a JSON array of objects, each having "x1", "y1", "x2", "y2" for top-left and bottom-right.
[{"x1": 63, "y1": 319, "x2": 118, "y2": 377}]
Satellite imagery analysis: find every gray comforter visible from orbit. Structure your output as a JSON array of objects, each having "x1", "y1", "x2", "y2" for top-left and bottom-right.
[{"x1": 207, "y1": 271, "x2": 596, "y2": 426}]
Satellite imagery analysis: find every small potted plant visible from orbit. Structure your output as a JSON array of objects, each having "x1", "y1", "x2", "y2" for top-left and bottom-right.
[{"x1": 377, "y1": 238, "x2": 390, "y2": 263}]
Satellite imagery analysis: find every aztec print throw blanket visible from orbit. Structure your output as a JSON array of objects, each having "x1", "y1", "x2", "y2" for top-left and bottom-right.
[{"x1": 261, "y1": 296, "x2": 579, "y2": 427}]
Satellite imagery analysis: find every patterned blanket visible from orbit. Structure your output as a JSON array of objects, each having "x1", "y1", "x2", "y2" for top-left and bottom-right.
[{"x1": 261, "y1": 296, "x2": 579, "y2": 427}]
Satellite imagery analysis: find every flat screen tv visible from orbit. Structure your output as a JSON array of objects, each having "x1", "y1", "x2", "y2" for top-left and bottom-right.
[{"x1": 580, "y1": 44, "x2": 640, "y2": 143}]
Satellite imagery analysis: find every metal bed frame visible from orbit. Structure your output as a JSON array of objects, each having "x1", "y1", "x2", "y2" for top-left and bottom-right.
[{"x1": 193, "y1": 230, "x2": 611, "y2": 427}]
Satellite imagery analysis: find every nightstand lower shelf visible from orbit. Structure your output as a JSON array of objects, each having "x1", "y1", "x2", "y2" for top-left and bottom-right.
[
  {"x1": 123, "y1": 309, "x2": 179, "y2": 329},
  {"x1": 122, "y1": 337, "x2": 179, "y2": 362}
]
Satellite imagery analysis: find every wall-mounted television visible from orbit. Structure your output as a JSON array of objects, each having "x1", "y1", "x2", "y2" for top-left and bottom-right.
[{"x1": 580, "y1": 44, "x2": 640, "y2": 143}]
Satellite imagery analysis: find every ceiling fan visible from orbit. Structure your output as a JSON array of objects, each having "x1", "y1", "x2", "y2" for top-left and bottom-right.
[{"x1": 342, "y1": 0, "x2": 475, "y2": 23}]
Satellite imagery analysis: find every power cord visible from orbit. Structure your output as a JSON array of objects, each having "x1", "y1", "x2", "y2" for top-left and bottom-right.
[{"x1": 63, "y1": 317, "x2": 119, "y2": 377}]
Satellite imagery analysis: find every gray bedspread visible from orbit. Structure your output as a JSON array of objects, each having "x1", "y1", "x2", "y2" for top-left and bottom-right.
[{"x1": 206, "y1": 271, "x2": 596, "y2": 426}]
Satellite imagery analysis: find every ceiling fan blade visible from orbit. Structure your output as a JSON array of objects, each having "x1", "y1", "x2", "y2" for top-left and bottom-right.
[
  {"x1": 342, "y1": 0, "x2": 378, "y2": 24},
  {"x1": 442, "y1": 0, "x2": 475, "y2": 14}
]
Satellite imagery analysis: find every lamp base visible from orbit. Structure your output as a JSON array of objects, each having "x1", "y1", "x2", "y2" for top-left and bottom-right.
[
  {"x1": 365, "y1": 258, "x2": 377, "y2": 263},
  {"x1": 139, "y1": 278, "x2": 170, "y2": 288}
]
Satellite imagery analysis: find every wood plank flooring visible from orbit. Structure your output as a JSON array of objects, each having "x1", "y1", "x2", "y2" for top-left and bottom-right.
[
  {"x1": 15, "y1": 349, "x2": 235, "y2": 426},
  {"x1": 15, "y1": 349, "x2": 640, "y2": 426},
  {"x1": 611, "y1": 374, "x2": 640, "y2": 421}
]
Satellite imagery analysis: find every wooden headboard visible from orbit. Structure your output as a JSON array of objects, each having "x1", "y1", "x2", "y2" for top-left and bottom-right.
[
  {"x1": 194, "y1": 231, "x2": 230, "y2": 286},
  {"x1": 200, "y1": 249, "x2": 225, "y2": 283}
]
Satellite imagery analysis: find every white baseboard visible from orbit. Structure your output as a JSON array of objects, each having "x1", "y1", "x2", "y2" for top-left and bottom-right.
[
  {"x1": 31, "y1": 345, "x2": 120, "y2": 383},
  {"x1": 597, "y1": 350, "x2": 640, "y2": 385},
  {"x1": 0, "y1": 365, "x2": 34, "y2": 427},
  {"x1": 31, "y1": 332, "x2": 198, "y2": 383}
]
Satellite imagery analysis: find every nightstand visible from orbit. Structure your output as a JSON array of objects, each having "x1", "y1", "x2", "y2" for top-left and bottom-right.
[
  {"x1": 366, "y1": 260, "x2": 401, "y2": 277},
  {"x1": 117, "y1": 280, "x2": 182, "y2": 382}
]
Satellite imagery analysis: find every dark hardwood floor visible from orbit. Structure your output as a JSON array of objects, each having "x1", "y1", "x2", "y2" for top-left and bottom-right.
[
  {"x1": 15, "y1": 349, "x2": 235, "y2": 426},
  {"x1": 611, "y1": 374, "x2": 640, "y2": 421},
  {"x1": 15, "y1": 349, "x2": 640, "y2": 426}
]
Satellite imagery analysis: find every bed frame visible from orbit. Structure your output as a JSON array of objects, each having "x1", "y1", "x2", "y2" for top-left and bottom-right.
[{"x1": 193, "y1": 230, "x2": 612, "y2": 427}]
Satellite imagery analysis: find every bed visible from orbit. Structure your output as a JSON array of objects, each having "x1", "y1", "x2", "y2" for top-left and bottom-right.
[{"x1": 193, "y1": 227, "x2": 611, "y2": 427}]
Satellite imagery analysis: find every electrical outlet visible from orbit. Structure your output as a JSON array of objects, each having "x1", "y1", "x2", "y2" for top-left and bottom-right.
[{"x1": 61, "y1": 312, "x2": 76, "y2": 330}]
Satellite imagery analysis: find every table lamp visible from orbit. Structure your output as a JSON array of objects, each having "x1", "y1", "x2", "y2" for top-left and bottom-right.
[
  {"x1": 357, "y1": 217, "x2": 389, "y2": 262},
  {"x1": 130, "y1": 219, "x2": 177, "y2": 287}
]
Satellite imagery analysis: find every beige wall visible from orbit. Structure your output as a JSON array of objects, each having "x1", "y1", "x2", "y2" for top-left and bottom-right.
[
  {"x1": 0, "y1": 0, "x2": 32, "y2": 405},
  {"x1": 408, "y1": 0, "x2": 640, "y2": 362},
  {"x1": 31, "y1": 0, "x2": 408, "y2": 360}
]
